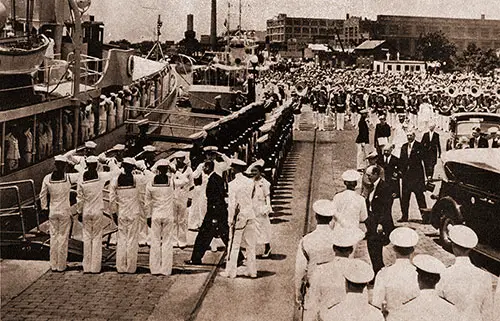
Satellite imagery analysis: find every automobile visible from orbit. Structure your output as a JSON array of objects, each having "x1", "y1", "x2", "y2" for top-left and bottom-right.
[
  {"x1": 430, "y1": 149, "x2": 500, "y2": 260},
  {"x1": 445, "y1": 112, "x2": 500, "y2": 150}
]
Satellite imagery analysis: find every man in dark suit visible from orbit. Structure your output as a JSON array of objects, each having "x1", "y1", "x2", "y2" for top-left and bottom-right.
[
  {"x1": 186, "y1": 161, "x2": 229, "y2": 264},
  {"x1": 421, "y1": 123, "x2": 441, "y2": 179},
  {"x1": 399, "y1": 131, "x2": 427, "y2": 223},
  {"x1": 469, "y1": 127, "x2": 489, "y2": 148},
  {"x1": 379, "y1": 144, "x2": 401, "y2": 209},
  {"x1": 374, "y1": 115, "x2": 391, "y2": 155},
  {"x1": 365, "y1": 165, "x2": 395, "y2": 275}
]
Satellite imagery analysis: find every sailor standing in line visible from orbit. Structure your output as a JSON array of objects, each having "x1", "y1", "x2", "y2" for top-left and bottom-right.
[
  {"x1": 248, "y1": 160, "x2": 273, "y2": 258},
  {"x1": 388, "y1": 254, "x2": 460, "y2": 321},
  {"x1": 294, "y1": 200, "x2": 336, "y2": 321},
  {"x1": 108, "y1": 157, "x2": 143, "y2": 273},
  {"x1": 145, "y1": 159, "x2": 175, "y2": 275},
  {"x1": 221, "y1": 159, "x2": 257, "y2": 279},
  {"x1": 315, "y1": 227, "x2": 364, "y2": 317},
  {"x1": 171, "y1": 151, "x2": 193, "y2": 249},
  {"x1": 371, "y1": 227, "x2": 420, "y2": 317},
  {"x1": 98, "y1": 95, "x2": 108, "y2": 135},
  {"x1": 320, "y1": 259, "x2": 384, "y2": 321},
  {"x1": 331, "y1": 170, "x2": 367, "y2": 232},
  {"x1": 76, "y1": 156, "x2": 119, "y2": 273},
  {"x1": 436, "y1": 225, "x2": 494, "y2": 321},
  {"x1": 39, "y1": 155, "x2": 81, "y2": 272}
]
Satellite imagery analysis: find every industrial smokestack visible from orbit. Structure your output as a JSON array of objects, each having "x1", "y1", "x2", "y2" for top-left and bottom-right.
[
  {"x1": 211, "y1": 0, "x2": 217, "y2": 50},
  {"x1": 187, "y1": 14, "x2": 194, "y2": 31}
]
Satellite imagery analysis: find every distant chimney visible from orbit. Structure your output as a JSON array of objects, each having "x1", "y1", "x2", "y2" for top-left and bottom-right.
[
  {"x1": 386, "y1": 53, "x2": 390, "y2": 61},
  {"x1": 481, "y1": 14, "x2": 485, "y2": 20},
  {"x1": 211, "y1": 0, "x2": 217, "y2": 51},
  {"x1": 89, "y1": 15, "x2": 94, "y2": 22},
  {"x1": 346, "y1": 13, "x2": 350, "y2": 20},
  {"x1": 187, "y1": 14, "x2": 194, "y2": 31},
  {"x1": 396, "y1": 52, "x2": 400, "y2": 60}
]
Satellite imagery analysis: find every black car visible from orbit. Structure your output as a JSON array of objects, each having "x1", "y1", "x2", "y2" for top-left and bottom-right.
[
  {"x1": 430, "y1": 149, "x2": 500, "y2": 260},
  {"x1": 446, "y1": 112, "x2": 500, "y2": 150}
]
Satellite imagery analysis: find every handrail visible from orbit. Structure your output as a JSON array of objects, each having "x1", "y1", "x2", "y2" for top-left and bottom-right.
[
  {"x1": 0, "y1": 185, "x2": 26, "y2": 241},
  {"x1": 0, "y1": 179, "x2": 40, "y2": 232}
]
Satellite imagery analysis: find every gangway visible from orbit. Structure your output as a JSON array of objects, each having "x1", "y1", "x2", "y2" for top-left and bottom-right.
[{"x1": 0, "y1": 179, "x2": 117, "y2": 262}]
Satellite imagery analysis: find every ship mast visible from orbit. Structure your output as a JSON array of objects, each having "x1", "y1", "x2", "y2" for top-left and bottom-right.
[
  {"x1": 68, "y1": 0, "x2": 82, "y2": 98},
  {"x1": 238, "y1": 0, "x2": 241, "y2": 35},
  {"x1": 146, "y1": 15, "x2": 165, "y2": 61}
]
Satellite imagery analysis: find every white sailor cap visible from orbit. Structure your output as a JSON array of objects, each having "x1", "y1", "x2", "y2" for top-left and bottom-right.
[
  {"x1": 203, "y1": 146, "x2": 219, "y2": 152},
  {"x1": 155, "y1": 159, "x2": 170, "y2": 168},
  {"x1": 54, "y1": 155, "x2": 68, "y2": 163},
  {"x1": 312, "y1": 199, "x2": 334, "y2": 217},
  {"x1": 122, "y1": 157, "x2": 136, "y2": 166},
  {"x1": 171, "y1": 151, "x2": 188, "y2": 159},
  {"x1": 359, "y1": 109, "x2": 368, "y2": 114},
  {"x1": 135, "y1": 160, "x2": 147, "y2": 171},
  {"x1": 366, "y1": 151, "x2": 378, "y2": 159},
  {"x1": 112, "y1": 144, "x2": 125, "y2": 151},
  {"x1": 99, "y1": 94, "x2": 106, "y2": 100},
  {"x1": 378, "y1": 115, "x2": 386, "y2": 120},
  {"x1": 332, "y1": 227, "x2": 365, "y2": 247},
  {"x1": 143, "y1": 145, "x2": 156, "y2": 152},
  {"x1": 389, "y1": 227, "x2": 419, "y2": 248},
  {"x1": 85, "y1": 105, "x2": 92, "y2": 112},
  {"x1": 110, "y1": 92, "x2": 118, "y2": 97},
  {"x1": 231, "y1": 158, "x2": 247, "y2": 167},
  {"x1": 487, "y1": 126, "x2": 499, "y2": 134},
  {"x1": 341, "y1": 169, "x2": 360, "y2": 182},
  {"x1": 85, "y1": 141, "x2": 97, "y2": 149},
  {"x1": 344, "y1": 259, "x2": 374, "y2": 284},
  {"x1": 448, "y1": 225, "x2": 478, "y2": 249},
  {"x1": 412, "y1": 254, "x2": 445, "y2": 275},
  {"x1": 214, "y1": 95, "x2": 222, "y2": 100},
  {"x1": 257, "y1": 134, "x2": 269, "y2": 143},
  {"x1": 86, "y1": 156, "x2": 98, "y2": 163}
]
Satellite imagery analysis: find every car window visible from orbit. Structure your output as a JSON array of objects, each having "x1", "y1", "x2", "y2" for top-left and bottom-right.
[{"x1": 456, "y1": 121, "x2": 499, "y2": 137}]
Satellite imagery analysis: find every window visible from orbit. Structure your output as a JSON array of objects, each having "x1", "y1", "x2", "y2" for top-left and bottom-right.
[
  {"x1": 320, "y1": 20, "x2": 326, "y2": 26},
  {"x1": 387, "y1": 65, "x2": 393, "y2": 71},
  {"x1": 396, "y1": 64, "x2": 401, "y2": 71},
  {"x1": 481, "y1": 28, "x2": 490, "y2": 38},
  {"x1": 302, "y1": 27, "x2": 309, "y2": 34},
  {"x1": 405, "y1": 65, "x2": 410, "y2": 71},
  {"x1": 294, "y1": 27, "x2": 301, "y2": 33},
  {"x1": 416, "y1": 25, "x2": 426, "y2": 34},
  {"x1": 286, "y1": 27, "x2": 292, "y2": 34},
  {"x1": 311, "y1": 27, "x2": 318, "y2": 34},
  {"x1": 416, "y1": 65, "x2": 420, "y2": 71}
]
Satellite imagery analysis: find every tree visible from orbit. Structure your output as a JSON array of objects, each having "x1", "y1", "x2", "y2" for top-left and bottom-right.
[
  {"x1": 458, "y1": 43, "x2": 500, "y2": 75},
  {"x1": 416, "y1": 31, "x2": 457, "y2": 68},
  {"x1": 109, "y1": 39, "x2": 132, "y2": 49}
]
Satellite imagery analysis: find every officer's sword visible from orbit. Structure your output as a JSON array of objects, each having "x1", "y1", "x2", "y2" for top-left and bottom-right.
[{"x1": 227, "y1": 204, "x2": 240, "y2": 262}]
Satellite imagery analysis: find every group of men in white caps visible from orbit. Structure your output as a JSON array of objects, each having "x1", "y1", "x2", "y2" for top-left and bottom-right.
[
  {"x1": 295, "y1": 166, "x2": 498, "y2": 321},
  {"x1": 39, "y1": 138, "x2": 276, "y2": 277}
]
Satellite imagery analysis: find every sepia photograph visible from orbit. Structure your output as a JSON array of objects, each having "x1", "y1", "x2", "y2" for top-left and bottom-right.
[{"x1": 0, "y1": 0, "x2": 499, "y2": 320}]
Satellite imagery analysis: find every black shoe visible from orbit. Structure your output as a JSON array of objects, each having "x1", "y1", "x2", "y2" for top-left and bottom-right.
[{"x1": 184, "y1": 260, "x2": 202, "y2": 265}]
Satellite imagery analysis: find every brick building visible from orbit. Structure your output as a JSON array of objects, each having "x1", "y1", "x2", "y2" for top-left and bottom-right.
[
  {"x1": 377, "y1": 14, "x2": 500, "y2": 58},
  {"x1": 266, "y1": 14, "x2": 344, "y2": 50}
]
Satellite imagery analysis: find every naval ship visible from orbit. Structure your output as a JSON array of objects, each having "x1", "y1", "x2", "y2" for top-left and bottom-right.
[{"x1": 0, "y1": 0, "x2": 178, "y2": 254}]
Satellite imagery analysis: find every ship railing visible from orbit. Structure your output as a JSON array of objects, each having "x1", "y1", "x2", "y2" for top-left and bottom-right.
[
  {"x1": 67, "y1": 52, "x2": 109, "y2": 86},
  {"x1": 0, "y1": 179, "x2": 41, "y2": 242}
]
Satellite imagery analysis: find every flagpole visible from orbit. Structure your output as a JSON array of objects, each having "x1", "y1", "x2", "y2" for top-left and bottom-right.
[{"x1": 227, "y1": 0, "x2": 231, "y2": 58}]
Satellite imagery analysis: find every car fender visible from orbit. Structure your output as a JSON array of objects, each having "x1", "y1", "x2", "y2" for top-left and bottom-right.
[{"x1": 430, "y1": 196, "x2": 464, "y2": 229}]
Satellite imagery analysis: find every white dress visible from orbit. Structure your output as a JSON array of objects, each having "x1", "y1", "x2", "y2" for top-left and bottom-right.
[{"x1": 252, "y1": 177, "x2": 272, "y2": 244}]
